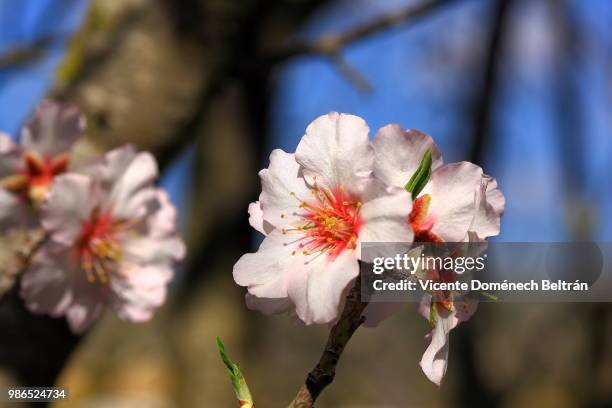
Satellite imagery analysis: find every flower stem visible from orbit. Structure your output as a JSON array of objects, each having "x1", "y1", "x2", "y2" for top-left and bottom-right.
[{"x1": 288, "y1": 275, "x2": 368, "y2": 407}]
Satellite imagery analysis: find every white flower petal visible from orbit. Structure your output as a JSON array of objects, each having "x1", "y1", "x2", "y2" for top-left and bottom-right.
[
  {"x1": 357, "y1": 182, "x2": 413, "y2": 259},
  {"x1": 233, "y1": 229, "x2": 294, "y2": 299},
  {"x1": 259, "y1": 149, "x2": 310, "y2": 229},
  {"x1": 419, "y1": 310, "x2": 454, "y2": 386},
  {"x1": 42, "y1": 173, "x2": 96, "y2": 245},
  {"x1": 248, "y1": 201, "x2": 274, "y2": 235},
  {"x1": 20, "y1": 100, "x2": 85, "y2": 156},
  {"x1": 108, "y1": 151, "x2": 159, "y2": 219},
  {"x1": 86, "y1": 145, "x2": 137, "y2": 184},
  {"x1": 122, "y1": 190, "x2": 186, "y2": 263},
  {"x1": 287, "y1": 250, "x2": 359, "y2": 325},
  {"x1": 483, "y1": 175, "x2": 505, "y2": 215},
  {"x1": 146, "y1": 189, "x2": 179, "y2": 237},
  {"x1": 123, "y1": 235, "x2": 185, "y2": 264},
  {"x1": 109, "y1": 263, "x2": 171, "y2": 322},
  {"x1": 421, "y1": 162, "x2": 483, "y2": 242},
  {"x1": 468, "y1": 174, "x2": 506, "y2": 239},
  {"x1": 372, "y1": 124, "x2": 443, "y2": 188},
  {"x1": 21, "y1": 242, "x2": 103, "y2": 334},
  {"x1": 20, "y1": 245, "x2": 75, "y2": 317},
  {"x1": 295, "y1": 112, "x2": 373, "y2": 193},
  {"x1": 418, "y1": 295, "x2": 477, "y2": 385}
]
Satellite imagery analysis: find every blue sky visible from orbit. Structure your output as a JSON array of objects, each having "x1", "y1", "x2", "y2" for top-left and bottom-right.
[
  {"x1": 270, "y1": 0, "x2": 612, "y2": 241},
  {"x1": 1, "y1": 0, "x2": 610, "y2": 242}
]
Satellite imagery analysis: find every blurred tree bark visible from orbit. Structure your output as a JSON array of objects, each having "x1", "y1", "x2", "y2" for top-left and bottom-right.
[{"x1": 0, "y1": 0, "x2": 335, "y2": 398}]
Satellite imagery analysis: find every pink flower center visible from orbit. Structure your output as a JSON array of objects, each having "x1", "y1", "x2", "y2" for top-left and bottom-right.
[
  {"x1": 0, "y1": 150, "x2": 69, "y2": 204},
  {"x1": 77, "y1": 210, "x2": 125, "y2": 284},
  {"x1": 283, "y1": 182, "x2": 362, "y2": 260}
]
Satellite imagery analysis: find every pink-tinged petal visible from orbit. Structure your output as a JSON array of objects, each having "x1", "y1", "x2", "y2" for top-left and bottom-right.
[
  {"x1": 245, "y1": 294, "x2": 292, "y2": 316},
  {"x1": 295, "y1": 112, "x2": 373, "y2": 193},
  {"x1": 420, "y1": 311, "x2": 454, "y2": 386},
  {"x1": 85, "y1": 146, "x2": 158, "y2": 219},
  {"x1": 233, "y1": 229, "x2": 292, "y2": 299},
  {"x1": 122, "y1": 189, "x2": 185, "y2": 263},
  {"x1": 119, "y1": 262, "x2": 174, "y2": 289},
  {"x1": 0, "y1": 132, "x2": 22, "y2": 177},
  {"x1": 21, "y1": 241, "x2": 104, "y2": 335},
  {"x1": 418, "y1": 295, "x2": 477, "y2": 385},
  {"x1": 421, "y1": 162, "x2": 483, "y2": 242},
  {"x1": 259, "y1": 149, "x2": 311, "y2": 229},
  {"x1": 483, "y1": 175, "x2": 505, "y2": 215},
  {"x1": 248, "y1": 201, "x2": 274, "y2": 235},
  {"x1": 86, "y1": 145, "x2": 137, "y2": 183},
  {"x1": 42, "y1": 173, "x2": 96, "y2": 245},
  {"x1": 468, "y1": 174, "x2": 506, "y2": 239},
  {"x1": 123, "y1": 235, "x2": 185, "y2": 264},
  {"x1": 357, "y1": 182, "x2": 413, "y2": 261},
  {"x1": 20, "y1": 244, "x2": 75, "y2": 317},
  {"x1": 21, "y1": 100, "x2": 85, "y2": 156},
  {"x1": 109, "y1": 265, "x2": 169, "y2": 322},
  {"x1": 372, "y1": 124, "x2": 443, "y2": 188},
  {"x1": 287, "y1": 250, "x2": 359, "y2": 325},
  {"x1": 107, "y1": 151, "x2": 159, "y2": 219},
  {"x1": 146, "y1": 189, "x2": 179, "y2": 237}
]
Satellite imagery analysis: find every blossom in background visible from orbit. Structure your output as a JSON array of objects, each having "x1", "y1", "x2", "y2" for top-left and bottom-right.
[
  {"x1": 0, "y1": 100, "x2": 84, "y2": 229},
  {"x1": 20, "y1": 146, "x2": 185, "y2": 333},
  {"x1": 234, "y1": 113, "x2": 413, "y2": 325},
  {"x1": 370, "y1": 124, "x2": 505, "y2": 385}
]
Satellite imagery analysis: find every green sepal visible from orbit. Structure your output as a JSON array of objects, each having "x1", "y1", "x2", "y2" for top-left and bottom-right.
[
  {"x1": 404, "y1": 149, "x2": 433, "y2": 199},
  {"x1": 480, "y1": 291, "x2": 499, "y2": 302},
  {"x1": 217, "y1": 337, "x2": 255, "y2": 408},
  {"x1": 428, "y1": 302, "x2": 438, "y2": 326}
]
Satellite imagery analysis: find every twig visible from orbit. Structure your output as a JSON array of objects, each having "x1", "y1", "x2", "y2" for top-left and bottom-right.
[
  {"x1": 0, "y1": 37, "x2": 55, "y2": 70},
  {"x1": 288, "y1": 276, "x2": 368, "y2": 407},
  {"x1": 328, "y1": 53, "x2": 373, "y2": 93},
  {"x1": 268, "y1": 0, "x2": 458, "y2": 62},
  {"x1": 266, "y1": 0, "x2": 458, "y2": 92}
]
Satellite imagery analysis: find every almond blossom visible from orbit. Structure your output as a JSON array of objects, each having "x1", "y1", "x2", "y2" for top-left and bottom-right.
[
  {"x1": 233, "y1": 113, "x2": 413, "y2": 325},
  {"x1": 370, "y1": 124, "x2": 505, "y2": 385},
  {"x1": 372, "y1": 124, "x2": 505, "y2": 243},
  {"x1": 19, "y1": 146, "x2": 185, "y2": 333},
  {"x1": 0, "y1": 100, "x2": 84, "y2": 229}
]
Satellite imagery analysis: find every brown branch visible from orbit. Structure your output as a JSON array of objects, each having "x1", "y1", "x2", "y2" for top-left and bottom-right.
[
  {"x1": 265, "y1": 0, "x2": 458, "y2": 93},
  {"x1": 268, "y1": 0, "x2": 459, "y2": 62},
  {"x1": 0, "y1": 36, "x2": 60, "y2": 70},
  {"x1": 52, "y1": 6, "x2": 146, "y2": 100},
  {"x1": 328, "y1": 53, "x2": 373, "y2": 93},
  {"x1": 288, "y1": 276, "x2": 368, "y2": 407}
]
